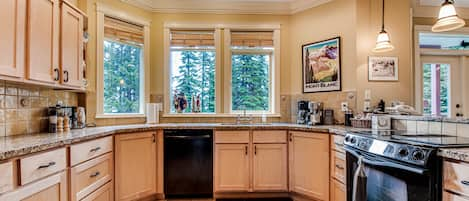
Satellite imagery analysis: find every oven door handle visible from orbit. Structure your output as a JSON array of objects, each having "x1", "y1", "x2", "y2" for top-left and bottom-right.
[{"x1": 346, "y1": 148, "x2": 428, "y2": 175}]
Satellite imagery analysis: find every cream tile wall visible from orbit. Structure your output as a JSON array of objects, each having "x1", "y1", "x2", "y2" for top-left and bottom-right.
[
  {"x1": 0, "y1": 81, "x2": 79, "y2": 136},
  {"x1": 392, "y1": 119, "x2": 469, "y2": 137}
]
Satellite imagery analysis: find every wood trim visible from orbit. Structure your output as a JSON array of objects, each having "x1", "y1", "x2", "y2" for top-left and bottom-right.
[
  {"x1": 0, "y1": 161, "x2": 15, "y2": 194},
  {"x1": 95, "y1": 2, "x2": 151, "y2": 26},
  {"x1": 0, "y1": 171, "x2": 67, "y2": 201},
  {"x1": 80, "y1": 181, "x2": 113, "y2": 201}
]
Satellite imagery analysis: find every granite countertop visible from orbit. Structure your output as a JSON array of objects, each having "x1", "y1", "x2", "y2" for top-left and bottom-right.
[
  {"x1": 0, "y1": 123, "x2": 358, "y2": 161},
  {"x1": 438, "y1": 148, "x2": 469, "y2": 163}
]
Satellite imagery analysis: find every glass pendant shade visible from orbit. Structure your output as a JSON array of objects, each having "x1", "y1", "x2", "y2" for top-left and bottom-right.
[
  {"x1": 432, "y1": 1, "x2": 466, "y2": 32},
  {"x1": 373, "y1": 30, "x2": 394, "y2": 53}
]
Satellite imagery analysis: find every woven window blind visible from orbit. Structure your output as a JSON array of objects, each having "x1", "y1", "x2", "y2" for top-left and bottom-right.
[
  {"x1": 104, "y1": 16, "x2": 144, "y2": 44},
  {"x1": 170, "y1": 31, "x2": 215, "y2": 47},
  {"x1": 231, "y1": 31, "x2": 274, "y2": 47}
]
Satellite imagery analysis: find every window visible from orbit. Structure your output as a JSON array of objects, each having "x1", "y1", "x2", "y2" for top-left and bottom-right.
[
  {"x1": 230, "y1": 31, "x2": 274, "y2": 112},
  {"x1": 419, "y1": 33, "x2": 469, "y2": 50},
  {"x1": 422, "y1": 63, "x2": 450, "y2": 116},
  {"x1": 96, "y1": 12, "x2": 149, "y2": 117},
  {"x1": 169, "y1": 31, "x2": 216, "y2": 113}
]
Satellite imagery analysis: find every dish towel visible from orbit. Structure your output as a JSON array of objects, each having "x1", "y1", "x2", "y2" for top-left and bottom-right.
[{"x1": 353, "y1": 157, "x2": 367, "y2": 201}]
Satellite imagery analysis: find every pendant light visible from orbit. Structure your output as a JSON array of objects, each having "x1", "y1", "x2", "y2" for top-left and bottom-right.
[
  {"x1": 432, "y1": 0, "x2": 465, "y2": 32},
  {"x1": 373, "y1": 0, "x2": 394, "y2": 53}
]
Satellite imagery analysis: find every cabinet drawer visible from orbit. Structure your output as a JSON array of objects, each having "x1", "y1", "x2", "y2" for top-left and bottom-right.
[
  {"x1": 215, "y1": 131, "x2": 250, "y2": 143},
  {"x1": 444, "y1": 161, "x2": 469, "y2": 197},
  {"x1": 71, "y1": 136, "x2": 113, "y2": 166},
  {"x1": 253, "y1": 130, "x2": 287, "y2": 143},
  {"x1": 444, "y1": 191, "x2": 469, "y2": 201},
  {"x1": 20, "y1": 148, "x2": 66, "y2": 185},
  {"x1": 0, "y1": 161, "x2": 14, "y2": 194},
  {"x1": 71, "y1": 153, "x2": 113, "y2": 201},
  {"x1": 81, "y1": 182, "x2": 113, "y2": 201},
  {"x1": 331, "y1": 151, "x2": 346, "y2": 184},
  {"x1": 331, "y1": 135, "x2": 345, "y2": 153}
]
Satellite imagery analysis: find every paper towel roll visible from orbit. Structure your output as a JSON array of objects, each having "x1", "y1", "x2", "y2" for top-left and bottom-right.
[{"x1": 146, "y1": 103, "x2": 160, "y2": 124}]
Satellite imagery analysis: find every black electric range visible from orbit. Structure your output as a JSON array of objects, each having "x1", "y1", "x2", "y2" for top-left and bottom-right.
[{"x1": 344, "y1": 130, "x2": 469, "y2": 201}]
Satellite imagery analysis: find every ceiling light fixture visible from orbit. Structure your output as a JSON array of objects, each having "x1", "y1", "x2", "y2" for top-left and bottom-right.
[
  {"x1": 373, "y1": 0, "x2": 394, "y2": 53},
  {"x1": 432, "y1": 0, "x2": 466, "y2": 32}
]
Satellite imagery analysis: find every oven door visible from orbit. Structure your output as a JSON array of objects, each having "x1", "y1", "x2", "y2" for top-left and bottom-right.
[{"x1": 345, "y1": 147, "x2": 439, "y2": 201}]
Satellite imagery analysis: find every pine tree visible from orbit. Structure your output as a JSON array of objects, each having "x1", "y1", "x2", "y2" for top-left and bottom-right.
[
  {"x1": 199, "y1": 51, "x2": 215, "y2": 112},
  {"x1": 174, "y1": 50, "x2": 201, "y2": 113},
  {"x1": 231, "y1": 54, "x2": 269, "y2": 111}
]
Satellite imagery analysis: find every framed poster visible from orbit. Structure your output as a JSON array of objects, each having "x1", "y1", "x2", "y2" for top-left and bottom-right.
[
  {"x1": 368, "y1": 56, "x2": 398, "y2": 81},
  {"x1": 302, "y1": 37, "x2": 341, "y2": 93}
]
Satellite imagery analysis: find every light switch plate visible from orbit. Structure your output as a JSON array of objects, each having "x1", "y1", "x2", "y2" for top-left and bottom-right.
[{"x1": 341, "y1": 102, "x2": 348, "y2": 111}]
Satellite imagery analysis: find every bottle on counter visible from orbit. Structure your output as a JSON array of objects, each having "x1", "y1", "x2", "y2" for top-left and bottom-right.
[
  {"x1": 57, "y1": 116, "x2": 64, "y2": 132},
  {"x1": 48, "y1": 109, "x2": 57, "y2": 133},
  {"x1": 63, "y1": 115, "x2": 70, "y2": 132}
]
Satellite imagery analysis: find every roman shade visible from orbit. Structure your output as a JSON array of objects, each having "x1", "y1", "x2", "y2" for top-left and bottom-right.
[
  {"x1": 170, "y1": 31, "x2": 215, "y2": 47},
  {"x1": 104, "y1": 16, "x2": 144, "y2": 44},
  {"x1": 231, "y1": 31, "x2": 274, "y2": 47}
]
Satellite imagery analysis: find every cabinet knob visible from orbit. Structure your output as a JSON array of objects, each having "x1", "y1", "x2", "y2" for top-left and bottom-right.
[
  {"x1": 245, "y1": 146, "x2": 248, "y2": 155},
  {"x1": 54, "y1": 68, "x2": 60, "y2": 81},
  {"x1": 63, "y1": 70, "x2": 69, "y2": 82}
]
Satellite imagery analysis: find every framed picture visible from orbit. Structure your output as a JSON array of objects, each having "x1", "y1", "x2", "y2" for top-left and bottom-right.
[
  {"x1": 302, "y1": 37, "x2": 341, "y2": 93},
  {"x1": 368, "y1": 56, "x2": 399, "y2": 81}
]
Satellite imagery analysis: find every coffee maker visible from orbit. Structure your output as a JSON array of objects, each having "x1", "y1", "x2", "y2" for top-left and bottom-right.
[
  {"x1": 296, "y1": 101, "x2": 309, "y2": 124},
  {"x1": 308, "y1": 101, "x2": 324, "y2": 126}
]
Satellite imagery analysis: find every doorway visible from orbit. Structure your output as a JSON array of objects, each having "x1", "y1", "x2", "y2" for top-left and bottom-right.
[{"x1": 420, "y1": 56, "x2": 461, "y2": 117}]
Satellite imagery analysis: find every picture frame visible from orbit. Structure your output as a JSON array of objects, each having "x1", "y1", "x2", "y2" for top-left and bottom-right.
[
  {"x1": 302, "y1": 37, "x2": 341, "y2": 93},
  {"x1": 368, "y1": 56, "x2": 399, "y2": 81}
]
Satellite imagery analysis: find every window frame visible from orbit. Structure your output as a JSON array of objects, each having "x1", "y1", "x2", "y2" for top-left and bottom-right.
[
  {"x1": 96, "y1": 3, "x2": 151, "y2": 118},
  {"x1": 224, "y1": 28, "x2": 281, "y2": 115}
]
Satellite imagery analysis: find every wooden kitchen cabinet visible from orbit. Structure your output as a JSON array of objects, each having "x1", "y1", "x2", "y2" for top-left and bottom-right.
[
  {"x1": 330, "y1": 179, "x2": 346, "y2": 201},
  {"x1": 60, "y1": 1, "x2": 84, "y2": 88},
  {"x1": 27, "y1": 0, "x2": 60, "y2": 84},
  {"x1": 252, "y1": 143, "x2": 288, "y2": 191},
  {"x1": 81, "y1": 182, "x2": 113, "y2": 201},
  {"x1": 0, "y1": 171, "x2": 67, "y2": 201},
  {"x1": 115, "y1": 132, "x2": 157, "y2": 201},
  {"x1": 214, "y1": 143, "x2": 250, "y2": 192},
  {"x1": 0, "y1": 0, "x2": 26, "y2": 80},
  {"x1": 289, "y1": 131, "x2": 330, "y2": 201}
]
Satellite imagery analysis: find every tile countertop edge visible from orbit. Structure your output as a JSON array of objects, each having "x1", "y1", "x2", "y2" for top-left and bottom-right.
[
  {"x1": 438, "y1": 148, "x2": 469, "y2": 163},
  {"x1": 0, "y1": 123, "x2": 351, "y2": 161}
]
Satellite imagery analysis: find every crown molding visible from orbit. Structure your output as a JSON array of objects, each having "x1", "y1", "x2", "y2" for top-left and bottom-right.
[{"x1": 120, "y1": 0, "x2": 333, "y2": 15}]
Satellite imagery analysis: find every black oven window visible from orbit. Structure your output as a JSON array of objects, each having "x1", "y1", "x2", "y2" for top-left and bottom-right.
[{"x1": 366, "y1": 168, "x2": 408, "y2": 201}]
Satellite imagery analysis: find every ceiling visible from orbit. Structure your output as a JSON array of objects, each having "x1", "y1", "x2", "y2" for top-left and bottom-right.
[
  {"x1": 120, "y1": 0, "x2": 333, "y2": 15},
  {"x1": 413, "y1": 0, "x2": 469, "y2": 18}
]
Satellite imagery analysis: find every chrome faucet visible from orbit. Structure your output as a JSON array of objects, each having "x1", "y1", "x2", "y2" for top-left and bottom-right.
[{"x1": 236, "y1": 108, "x2": 253, "y2": 124}]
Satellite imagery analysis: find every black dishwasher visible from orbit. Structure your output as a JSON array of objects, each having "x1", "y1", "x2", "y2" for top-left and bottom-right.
[{"x1": 164, "y1": 129, "x2": 213, "y2": 198}]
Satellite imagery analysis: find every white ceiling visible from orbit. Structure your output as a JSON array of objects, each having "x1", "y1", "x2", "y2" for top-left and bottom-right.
[
  {"x1": 419, "y1": 0, "x2": 469, "y2": 8},
  {"x1": 120, "y1": 0, "x2": 333, "y2": 15}
]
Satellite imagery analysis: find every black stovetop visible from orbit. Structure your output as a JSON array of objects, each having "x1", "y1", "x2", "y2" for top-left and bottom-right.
[{"x1": 352, "y1": 130, "x2": 469, "y2": 148}]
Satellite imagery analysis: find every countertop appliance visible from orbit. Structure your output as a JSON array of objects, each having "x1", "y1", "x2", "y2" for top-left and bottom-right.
[
  {"x1": 343, "y1": 130, "x2": 469, "y2": 201},
  {"x1": 296, "y1": 101, "x2": 309, "y2": 124},
  {"x1": 164, "y1": 129, "x2": 213, "y2": 198},
  {"x1": 308, "y1": 101, "x2": 323, "y2": 126}
]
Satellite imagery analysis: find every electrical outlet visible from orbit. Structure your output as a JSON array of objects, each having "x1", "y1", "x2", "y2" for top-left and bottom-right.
[{"x1": 341, "y1": 102, "x2": 349, "y2": 111}]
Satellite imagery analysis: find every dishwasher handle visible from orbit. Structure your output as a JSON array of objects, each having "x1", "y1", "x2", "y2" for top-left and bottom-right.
[{"x1": 165, "y1": 135, "x2": 211, "y2": 139}]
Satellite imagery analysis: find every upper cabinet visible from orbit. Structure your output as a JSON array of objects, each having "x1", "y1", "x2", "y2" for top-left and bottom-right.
[
  {"x1": 60, "y1": 1, "x2": 84, "y2": 88},
  {"x1": 0, "y1": 0, "x2": 26, "y2": 80},
  {"x1": 27, "y1": 0, "x2": 60, "y2": 84},
  {"x1": 0, "y1": 0, "x2": 85, "y2": 89}
]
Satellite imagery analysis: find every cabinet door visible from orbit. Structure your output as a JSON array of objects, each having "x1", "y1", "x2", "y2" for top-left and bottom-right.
[
  {"x1": 214, "y1": 144, "x2": 250, "y2": 192},
  {"x1": 27, "y1": 0, "x2": 59, "y2": 84},
  {"x1": 60, "y1": 2, "x2": 83, "y2": 88},
  {"x1": 252, "y1": 143, "x2": 287, "y2": 191},
  {"x1": 115, "y1": 132, "x2": 157, "y2": 201},
  {"x1": 81, "y1": 182, "x2": 113, "y2": 201},
  {"x1": 330, "y1": 179, "x2": 346, "y2": 201},
  {"x1": 289, "y1": 132, "x2": 330, "y2": 201},
  {"x1": 0, "y1": 171, "x2": 67, "y2": 201},
  {"x1": 0, "y1": 0, "x2": 25, "y2": 79}
]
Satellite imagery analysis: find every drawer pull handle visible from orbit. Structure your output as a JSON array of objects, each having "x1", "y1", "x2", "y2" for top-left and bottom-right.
[
  {"x1": 462, "y1": 180, "x2": 469, "y2": 186},
  {"x1": 245, "y1": 146, "x2": 248, "y2": 155},
  {"x1": 90, "y1": 171, "x2": 100, "y2": 178},
  {"x1": 37, "y1": 161, "x2": 56, "y2": 169},
  {"x1": 335, "y1": 164, "x2": 345, "y2": 170},
  {"x1": 89, "y1": 147, "x2": 101, "y2": 152}
]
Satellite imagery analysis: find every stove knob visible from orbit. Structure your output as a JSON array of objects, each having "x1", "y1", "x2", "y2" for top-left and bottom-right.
[
  {"x1": 359, "y1": 141, "x2": 367, "y2": 149},
  {"x1": 412, "y1": 150, "x2": 425, "y2": 161},
  {"x1": 398, "y1": 148, "x2": 409, "y2": 157},
  {"x1": 350, "y1": 137, "x2": 357, "y2": 144},
  {"x1": 345, "y1": 136, "x2": 350, "y2": 143}
]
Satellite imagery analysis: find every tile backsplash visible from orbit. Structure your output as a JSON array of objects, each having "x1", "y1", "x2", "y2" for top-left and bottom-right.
[{"x1": 0, "y1": 81, "x2": 78, "y2": 136}]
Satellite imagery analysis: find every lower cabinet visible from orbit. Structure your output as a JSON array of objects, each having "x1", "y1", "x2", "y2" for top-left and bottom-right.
[
  {"x1": 115, "y1": 132, "x2": 158, "y2": 201},
  {"x1": 0, "y1": 171, "x2": 67, "y2": 201},
  {"x1": 289, "y1": 131, "x2": 330, "y2": 201},
  {"x1": 330, "y1": 179, "x2": 346, "y2": 201},
  {"x1": 214, "y1": 143, "x2": 250, "y2": 192},
  {"x1": 81, "y1": 182, "x2": 113, "y2": 201},
  {"x1": 214, "y1": 130, "x2": 288, "y2": 193},
  {"x1": 252, "y1": 144, "x2": 288, "y2": 191}
]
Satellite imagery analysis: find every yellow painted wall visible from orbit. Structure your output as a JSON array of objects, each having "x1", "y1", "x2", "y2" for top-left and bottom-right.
[{"x1": 79, "y1": 0, "x2": 413, "y2": 125}]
